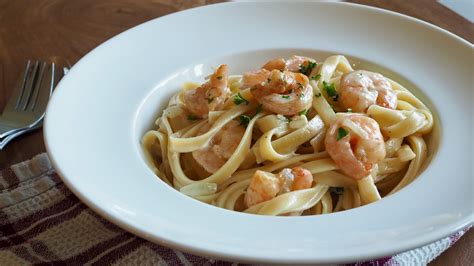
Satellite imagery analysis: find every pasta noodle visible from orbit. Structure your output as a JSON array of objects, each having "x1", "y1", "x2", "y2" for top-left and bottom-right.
[{"x1": 142, "y1": 55, "x2": 434, "y2": 216}]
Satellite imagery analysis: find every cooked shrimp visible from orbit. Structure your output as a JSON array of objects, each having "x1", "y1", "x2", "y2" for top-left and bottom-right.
[
  {"x1": 290, "y1": 167, "x2": 313, "y2": 190},
  {"x1": 245, "y1": 167, "x2": 314, "y2": 208},
  {"x1": 183, "y1": 64, "x2": 230, "y2": 118},
  {"x1": 262, "y1": 58, "x2": 286, "y2": 71},
  {"x1": 241, "y1": 69, "x2": 270, "y2": 89},
  {"x1": 192, "y1": 120, "x2": 245, "y2": 173},
  {"x1": 339, "y1": 70, "x2": 397, "y2": 113},
  {"x1": 262, "y1": 55, "x2": 315, "y2": 74},
  {"x1": 244, "y1": 170, "x2": 281, "y2": 208},
  {"x1": 242, "y1": 69, "x2": 313, "y2": 116},
  {"x1": 325, "y1": 114, "x2": 386, "y2": 180}
]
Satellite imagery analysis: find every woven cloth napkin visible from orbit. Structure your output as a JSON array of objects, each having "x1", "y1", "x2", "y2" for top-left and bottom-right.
[{"x1": 0, "y1": 153, "x2": 470, "y2": 265}]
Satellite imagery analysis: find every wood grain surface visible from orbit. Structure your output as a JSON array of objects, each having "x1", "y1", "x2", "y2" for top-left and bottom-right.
[
  {"x1": 0, "y1": 0, "x2": 471, "y2": 264},
  {"x1": 349, "y1": 0, "x2": 474, "y2": 43}
]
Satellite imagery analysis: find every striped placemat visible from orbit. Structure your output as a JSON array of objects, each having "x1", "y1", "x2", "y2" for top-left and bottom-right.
[{"x1": 0, "y1": 153, "x2": 469, "y2": 265}]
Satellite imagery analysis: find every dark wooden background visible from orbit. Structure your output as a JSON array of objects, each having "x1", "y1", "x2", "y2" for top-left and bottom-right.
[{"x1": 0, "y1": 0, "x2": 472, "y2": 264}]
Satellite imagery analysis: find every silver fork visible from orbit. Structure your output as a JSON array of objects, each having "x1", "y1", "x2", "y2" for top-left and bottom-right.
[
  {"x1": 0, "y1": 117, "x2": 43, "y2": 149},
  {"x1": 0, "y1": 60, "x2": 54, "y2": 138}
]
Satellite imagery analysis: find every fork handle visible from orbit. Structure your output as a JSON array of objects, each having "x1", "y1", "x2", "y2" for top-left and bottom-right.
[
  {"x1": 0, "y1": 123, "x2": 42, "y2": 149},
  {"x1": 0, "y1": 124, "x2": 22, "y2": 138}
]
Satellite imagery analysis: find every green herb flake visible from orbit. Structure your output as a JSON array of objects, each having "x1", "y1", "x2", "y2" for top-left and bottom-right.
[
  {"x1": 299, "y1": 61, "x2": 317, "y2": 76},
  {"x1": 187, "y1": 115, "x2": 199, "y2": 121},
  {"x1": 336, "y1": 127, "x2": 349, "y2": 141},
  {"x1": 298, "y1": 109, "x2": 309, "y2": 116},
  {"x1": 207, "y1": 97, "x2": 214, "y2": 104},
  {"x1": 299, "y1": 93, "x2": 305, "y2": 99},
  {"x1": 281, "y1": 95, "x2": 290, "y2": 99},
  {"x1": 233, "y1": 93, "x2": 249, "y2": 105},
  {"x1": 330, "y1": 187, "x2": 344, "y2": 195},
  {"x1": 347, "y1": 108, "x2": 353, "y2": 113},
  {"x1": 314, "y1": 92, "x2": 322, "y2": 98},
  {"x1": 239, "y1": 115, "x2": 251, "y2": 127},
  {"x1": 323, "y1": 81, "x2": 338, "y2": 101},
  {"x1": 310, "y1": 74, "x2": 321, "y2": 80}
]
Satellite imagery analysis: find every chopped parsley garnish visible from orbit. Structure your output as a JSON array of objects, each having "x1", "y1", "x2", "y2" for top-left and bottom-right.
[
  {"x1": 233, "y1": 93, "x2": 249, "y2": 105},
  {"x1": 299, "y1": 61, "x2": 317, "y2": 76},
  {"x1": 323, "y1": 81, "x2": 338, "y2": 101},
  {"x1": 187, "y1": 115, "x2": 199, "y2": 121},
  {"x1": 330, "y1": 187, "x2": 344, "y2": 195},
  {"x1": 298, "y1": 109, "x2": 309, "y2": 116},
  {"x1": 281, "y1": 95, "x2": 290, "y2": 99},
  {"x1": 216, "y1": 76, "x2": 223, "y2": 80},
  {"x1": 286, "y1": 116, "x2": 292, "y2": 122},
  {"x1": 310, "y1": 74, "x2": 321, "y2": 80},
  {"x1": 206, "y1": 97, "x2": 214, "y2": 104},
  {"x1": 314, "y1": 92, "x2": 322, "y2": 98},
  {"x1": 299, "y1": 93, "x2": 305, "y2": 99},
  {"x1": 336, "y1": 127, "x2": 348, "y2": 141},
  {"x1": 239, "y1": 115, "x2": 251, "y2": 127},
  {"x1": 239, "y1": 105, "x2": 263, "y2": 127},
  {"x1": 297, "y1": 82, "x2": 303, "y2": 89},
  {"x1": 347, "y1": 108, "x2": 353, "y2": 113}
]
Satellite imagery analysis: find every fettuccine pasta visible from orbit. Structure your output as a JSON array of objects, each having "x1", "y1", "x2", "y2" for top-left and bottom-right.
[{"x1": 142, "y1": 55, "x2": 433, "y2": 216}]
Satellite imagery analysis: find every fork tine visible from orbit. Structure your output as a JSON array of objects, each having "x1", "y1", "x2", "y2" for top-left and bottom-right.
[
  {"x1": 54, "y1": 64, "x2": 65, "y2": 90},
  {"x1": 3, "y1": 60, "x2": 31, "y2": 113},
  {"x1": 14, "y1": 60, "x2": 32, "y2": 109},
  {"x1": 29, "y1": 62, "x2": 47, "y2": 111},
  {"x1": 19, "y1": 61, "x2": 40, "y2": 111},
  {"x1": 32, "y1": 62, "x2": 53, "y2": 113}
]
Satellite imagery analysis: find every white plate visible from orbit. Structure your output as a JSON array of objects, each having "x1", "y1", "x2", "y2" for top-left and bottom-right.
[{"x1": 44, "y1": 2, "x2": 473, "y2": 264}]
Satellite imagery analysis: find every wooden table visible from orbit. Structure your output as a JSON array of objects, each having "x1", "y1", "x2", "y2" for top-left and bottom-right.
[{"x1": 0, "y1": 0, "x2": 472, "y2": 264}]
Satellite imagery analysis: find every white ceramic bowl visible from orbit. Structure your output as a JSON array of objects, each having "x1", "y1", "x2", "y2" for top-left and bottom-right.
[{"x1": 44, "y1": 2, "x2": 473, "y2": 264}]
